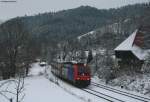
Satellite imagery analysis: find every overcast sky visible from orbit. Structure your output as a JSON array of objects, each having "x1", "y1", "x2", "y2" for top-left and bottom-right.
[{"x1": 0, "y1": 0, "x2": 149, "y2": 20}]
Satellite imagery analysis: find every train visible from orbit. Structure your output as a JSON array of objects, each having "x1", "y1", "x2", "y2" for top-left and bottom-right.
[{"x1": 51, "y1": 61, "x2": 91, "y2": 87}]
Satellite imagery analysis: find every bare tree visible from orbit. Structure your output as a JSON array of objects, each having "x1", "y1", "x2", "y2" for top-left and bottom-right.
[
  {"x1": 0, "y1": 18, "x2": 30, "y2": 79},
  {"x1": 57, "y1": 39, "x2": 82, "y2": 62},
  {"x1": 0, "y1": 80, "x2": 14, "y2": 102},
  {"x1": 0, "y1": 74, "x2": 25, "y2": 102},
  {"x1": 14, "y1": 74, "x2": 25, "y2": 102}
]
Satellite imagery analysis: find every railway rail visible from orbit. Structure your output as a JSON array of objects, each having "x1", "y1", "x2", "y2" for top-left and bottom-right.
[
  {"x1": 82, "y1": 88, "x2": 125, "y2": 102},
  {"x1": 82, "y1": 89, "x2": 113, "y2": 102},
  {"x1": 91, "y1": 82, "x2": 150, "y2": 102}
]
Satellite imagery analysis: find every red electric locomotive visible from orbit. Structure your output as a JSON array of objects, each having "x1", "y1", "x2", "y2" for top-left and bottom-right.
[{"x1": 51, "y1": 61, "x2": 91, "y2": 87}]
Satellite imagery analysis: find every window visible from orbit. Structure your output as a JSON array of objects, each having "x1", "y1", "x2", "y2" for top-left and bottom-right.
[{"x1": 78, "y1": 65, "x2": 90, "y2": 76}]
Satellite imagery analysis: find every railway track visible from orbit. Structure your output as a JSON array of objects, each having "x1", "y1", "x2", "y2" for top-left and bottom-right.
[
  {"x1": 91, "y1": 82, "x2": 150, "y2": 102},
  {"x1": 82, "y1": 89, "x2": 113, "y2": 102},
  {"x1": 82, "y1": 88, "x2": 126, "y2": 102}
]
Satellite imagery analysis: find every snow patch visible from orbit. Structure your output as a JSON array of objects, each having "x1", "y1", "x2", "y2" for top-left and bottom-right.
[
  {"x1": 108, "y1": 74, "x2": 150, "y2": 97},
  {"x1": 78, "y1": 31, "x2": 95, "y2": 40},
  {"x1": 115, "y1": 30, "x2": 137, "y2": 51},
  {"x1": 28, "y1": 62, "x2": 46, "y2": 76}
]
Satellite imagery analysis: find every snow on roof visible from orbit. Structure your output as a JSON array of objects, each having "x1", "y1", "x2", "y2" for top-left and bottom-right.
[
  {"x1": 115, "y1": 30, "x2": 138, "y2": 51},
  {"x1": 115, "y1": 29, "x2": 149, "y2": 60},
  {"x1": 132, "y1": 45, "x2": 148, "y2": 60}
]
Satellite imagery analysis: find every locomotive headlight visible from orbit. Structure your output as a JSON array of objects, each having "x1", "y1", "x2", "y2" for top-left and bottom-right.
[{"x1": 77, "y1": 77, "x2": 80, "y2": 80}]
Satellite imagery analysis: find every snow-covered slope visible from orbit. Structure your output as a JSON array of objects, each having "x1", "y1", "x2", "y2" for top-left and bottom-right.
[
  {"x1": 78, "y1": 31, "x2": 96, "y2": 40},
  {"x1": 0, "y1": 63, "x2": 109, "y2": 102},
  {"x1": 109, "y1": 74, "x2": 150, "y2": 97},
  {"x1": 24, "y1": 76, "x2": 84, "y2": 102},
  {"x1": 1, "y1": 62, "x2": 150, "y2": 102},
  {"x1": 0, "y1": 63, "x2": 84, "y2": 102}
]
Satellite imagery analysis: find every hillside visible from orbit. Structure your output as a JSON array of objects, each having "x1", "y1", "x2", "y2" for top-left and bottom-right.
[
  {"x1": 78, "y1": 3, "x2": 150, "y2": 50},
  {"x1": 22, "y1": 3, "x2": 149, "y2": 40},
  {"x1": 0, "y1": 2, "x2": 150, "y2": 65},
  {"x1": 20, "y1": 6, "x2": 114, "y2": 41}
]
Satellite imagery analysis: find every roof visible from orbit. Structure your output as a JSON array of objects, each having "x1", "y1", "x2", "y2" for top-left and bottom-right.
[
  {"x1": 115, "y1": 29, "x2": 149, "y2": 60},
  {"x1": 131, "y1": 45, "x2": 148, "y2": 60},
  {"x1": 115, "y1": 30, "x2": 137, "y2": 51}
]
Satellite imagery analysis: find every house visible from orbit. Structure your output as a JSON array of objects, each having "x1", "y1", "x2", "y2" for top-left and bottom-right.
[{"x1": 114, "y1": 26, "x2": 150, "y2": 72}]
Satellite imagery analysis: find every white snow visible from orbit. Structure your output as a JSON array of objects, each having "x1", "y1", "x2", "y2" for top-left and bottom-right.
[
  {"x1": 115, "y1": 29, "x2": 149, "y2": 60},
  {"x1": 92, "y1": 75, "x2": 150, "y2": 101},
  {"x1": 0, "y1": 62, "x2": 111, "y2": 102},
  {"x1": 106, "y1": 74, "x2": 150, "y2": 97},
  {"x1": 28, "y1": 62, "x2": 46, "y2": 76},
  {"x1": 24, "y1": 63, "x2": 86, "y2": 102},
  {"x1": 124, "y1": 18, "x2": 131, "y2": 23},
  {"x1": 39, "y1": 61, "x2": 46, "y2": 65},
  {"x1": 78, "y1": 31, "x2": 95, "y2": 40},
  {"x1": 115, "y1": 30, "x2": 137, "y2": 51},
  {"x1": 24, "y1": 76, "x2": 84, "y2": 102},
  {"x1": 132, "y1": 45, "x2": 148, "y2": 60},
  {"x1": 1, "y1": 62, "x2": 150, "y2": 102},
  {"x1": 0, "y1": 63, "x2": 84, "y2": 102}
]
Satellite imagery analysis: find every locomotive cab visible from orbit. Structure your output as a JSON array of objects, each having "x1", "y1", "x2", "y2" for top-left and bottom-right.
[{"x1": 74, "y1": 63, "x2": 91, "y2": 87}]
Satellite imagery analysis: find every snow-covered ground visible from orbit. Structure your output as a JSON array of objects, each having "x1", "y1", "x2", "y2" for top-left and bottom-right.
[
  {"x1": 0, "y1": 63, "x2": 83, "y2": 102},
  {"x1": 25, "y1": 63, "x2": 84, "y2": 102},
  {"x1": 1, "y1": 62, "x2": 150, "y2": 102},
  {"x1": 107, "y1": 74, "x2": 150, "y2": 96},
  {"x1": 24, "y1": 76, "x2": 84, "y2": 102},
  {"x1": 0, "y1": 62, "x2": 110, "y2": 102}
]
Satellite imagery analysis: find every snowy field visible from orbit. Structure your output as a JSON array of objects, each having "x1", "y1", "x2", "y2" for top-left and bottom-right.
[
  {"x1": 1, "y1": 62, "x2": 150, "y2": 102},
  {"x1": 0, "y1": 63, "x2": 109, "y2": 102},
  {"x1": 108, "y1": 74, "x2": 150, "y2": 97},
  {"x1": 24, "y1": 76, "x2": 83, "y2": 102}
]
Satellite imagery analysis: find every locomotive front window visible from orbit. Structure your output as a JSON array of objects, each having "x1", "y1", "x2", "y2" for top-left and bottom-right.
[{"x1": 78, "y1": 66, "x2": 89, "y2": 75}]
